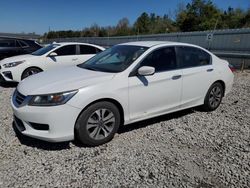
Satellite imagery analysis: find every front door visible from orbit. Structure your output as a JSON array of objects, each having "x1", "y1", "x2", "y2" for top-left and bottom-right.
[
  {"x1": 45, "y1": 45, "x2": 78, "y2": 70},
  {"x1": 128, "y1": 47, "x2": 182, "y2": 121}
]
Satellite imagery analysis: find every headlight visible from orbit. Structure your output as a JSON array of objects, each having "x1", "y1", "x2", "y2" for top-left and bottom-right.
[
  {"x1": 3, "y1": 61, "x2": 25, "y2": 68},
  {"x1": 28, "y1": 90, "x2": 78, "y2": 106}
]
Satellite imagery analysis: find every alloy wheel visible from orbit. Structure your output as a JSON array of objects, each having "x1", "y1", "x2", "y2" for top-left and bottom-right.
[
  {"x1": 86, "y1": 108, "x2": 115, "y2": 140},
  {"x1": 208, "y1": 86, "x2": 222, "y2": 108}
]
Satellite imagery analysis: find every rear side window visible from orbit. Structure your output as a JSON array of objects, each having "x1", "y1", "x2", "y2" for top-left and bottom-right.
[
  {"x1": 0, "y1": 39, "x2": 16, "y2": 47},
  {"x1": 79, "y1": 45, "x2": 100, "y2": 54},
  {"x1": 140, "y1": 47, "x2": 177, "y2": 72},
  {"x1": 54, "y1": 45, "x2": 76, "y2": 56},
  {"x1": 18, "y1": 40, "x2": 29, "y2": 48},
  {"x1": 25, "y1": 40, "x2": 41, "y2": 48},
  {"x1": 177, "y1": 46, "x2": 211, "y2": 68}
]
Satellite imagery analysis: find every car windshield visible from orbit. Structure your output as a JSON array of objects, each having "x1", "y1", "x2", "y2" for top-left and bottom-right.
[
  {"x1": 78, "y1": 45, "x2": 148, "y2": 73},
  {"x1": 31, "y1": 44, "x2": 60, "y2": 56}
]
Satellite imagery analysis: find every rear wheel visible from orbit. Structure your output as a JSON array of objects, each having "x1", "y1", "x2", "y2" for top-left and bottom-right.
[
  {"x1": 202, "y1": 82, "x2": 224, "y2": 111},
  {"x1": 75, "y1": 101, "x2": 121, "y2": 146},
  {"x1": 21, "y1": 67, "x2": 42, "y2": 80}
]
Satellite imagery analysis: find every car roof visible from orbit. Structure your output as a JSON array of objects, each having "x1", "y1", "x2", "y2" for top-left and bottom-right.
[
  {"x1": 0, "y1": 36, "x2": 36, "y2": 41},
  {"x1": 119, "y1": 41, "x2": 199, "y2": 48},
  {"x1": 54, "y1": 42, "x2": 105, "y2": 49}
]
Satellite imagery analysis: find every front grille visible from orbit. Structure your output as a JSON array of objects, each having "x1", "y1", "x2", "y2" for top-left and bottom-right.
[
  {"x1": 15, "y1": 91, "x2": 26, "y2": 105},
  {"x1": 14, "y1": 116, "x2": 26, "y2": 132}
]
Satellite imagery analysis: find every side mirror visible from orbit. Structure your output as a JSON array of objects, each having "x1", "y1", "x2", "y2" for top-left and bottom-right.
[
  {"x1": 138, "y1": 66, "x2": 155, "y2": 76},
  {"x1": 49, "y1": 52, "x2": 57, "y2": 57}
]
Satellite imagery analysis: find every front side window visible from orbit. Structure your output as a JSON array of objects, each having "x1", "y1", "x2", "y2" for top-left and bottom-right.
[
  {"x1": 54, "y1": 45, "x2": 76, "y2": 56},
  {"x1": 140, "y1": 47, "x2": 177, "y2": 72},
  {"x1": 0, "y1": 39, "x2": 16, "y2": 47},
  {"x1": 177, "y1": 46, "x2": 211, "y2": 68},
  {"x1": 78, "y1": 45, "x2": 148, "y2": 73},
  {"x1": 80, "y1": 45, "x2": 99, "y2": 54}
]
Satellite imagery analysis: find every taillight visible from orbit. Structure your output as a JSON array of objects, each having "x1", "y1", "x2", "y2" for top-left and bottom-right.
[{"x1": 228, "y1": 64, "x2": 236, "y2": 72}]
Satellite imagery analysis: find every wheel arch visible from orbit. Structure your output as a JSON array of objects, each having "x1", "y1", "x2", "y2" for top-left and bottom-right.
[
  {"x1": 74, "y1": 98, "x2": 125, "y2": 130},
  {"x1": 21, "y1": 66, "x2": 43, "y2": 80},
  {"x1": 212, "y1": 80, "x2": 226, "y2": 96}
]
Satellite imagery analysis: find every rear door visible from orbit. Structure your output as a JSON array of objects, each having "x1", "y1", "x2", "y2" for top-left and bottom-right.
[
  {"x1": 77, "y1": 45, "x2": 102, "y2": 64},
  {"x1": 176, "y1": 46, "x2": 214, "y2": 108},
  {"x1": 128, "y1": 46, "x2": 182, "y2": 120}
]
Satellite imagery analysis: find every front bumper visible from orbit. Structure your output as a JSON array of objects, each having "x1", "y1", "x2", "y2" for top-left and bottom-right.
[
  {"x1": 0, "y1": 73, "x2": 5, "y2": 82},
  {"x1": 0, "y1": 71, "x2": 14, "y2": 82},
  {"x1": 11, "y1": 94, "x2": 81, "y2": 142}
]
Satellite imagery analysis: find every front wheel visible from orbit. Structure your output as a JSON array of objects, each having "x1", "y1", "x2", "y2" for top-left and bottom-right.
[
  {"x1": 21, "y1": 67, "x2": 42, "y2": 80},
  {"x1": 202, "y1": 82, "x2": 224, "y2": 111},
  {"x1": 75, "y1": 101, "x2": 121, "y2": 146}
]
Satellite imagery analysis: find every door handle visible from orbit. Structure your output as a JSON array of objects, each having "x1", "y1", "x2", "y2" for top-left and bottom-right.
[
  {"x1": 172, "y1": 75, "x2": 182, "y2": 80},
  {"x1": 72, "y1": 58, "x2": 78, "y2": 61},
  {"x1": 207, "y1": 68, "x2": 214, "y2": 72}
]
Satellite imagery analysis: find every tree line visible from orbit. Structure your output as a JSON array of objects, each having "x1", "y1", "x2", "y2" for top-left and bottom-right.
[{"x1": 44, "y1": 0, "x2": 250, "y2": 39}]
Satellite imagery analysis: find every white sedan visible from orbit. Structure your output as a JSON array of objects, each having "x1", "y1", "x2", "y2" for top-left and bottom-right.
[
  {"x1": 11, "y1": 41, "x2": 234, "y2": 146},
  {"x1": 0, "y1": 42, "x2": 104, "y2": 82}
]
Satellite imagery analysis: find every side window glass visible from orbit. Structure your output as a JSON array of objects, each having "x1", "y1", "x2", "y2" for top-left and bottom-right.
[
  {"x1": 197, "y1": 48, "x2": 211, "y2": 66},
  {"x1": 140, "y1": 47, "x2": 177, "y2": 72},
  {"x1": 80, "y1": 45, "x2": 98, "y2": 54},
  {"x1": 0, "y1": 39, "x2": 16, "y2": 47},
  {"x1": 177, "y1": 47, "x2": 211, "y2": 68},
  {"x1": 18, "y1": 40, "x2": 29, "y2": 48},
  {"x1": 54, "y1": 45, "x2": 76, "y2": 56}
]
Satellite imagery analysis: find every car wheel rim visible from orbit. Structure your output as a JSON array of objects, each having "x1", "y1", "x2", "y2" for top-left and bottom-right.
[
  {"x1": 209, "y1": 86, "x2": 222, "y2": 108},
  {"x1": 24, "y1": 69, "x2": 39, "y2": 78},
  {"x1": 86, "y1": 108, "x2": 115, "y2": 140}
]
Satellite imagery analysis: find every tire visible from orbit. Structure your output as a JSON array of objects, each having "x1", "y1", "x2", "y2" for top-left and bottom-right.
[
  {"x1": 75, "y1": 101, "x2": 121, "y2": 146},
  {"x1": 21, "y1": 67, "x2": 42, "y2": 80},
  {"x1": 202, "y1": 82, "x2": 224, "y2": 112}
]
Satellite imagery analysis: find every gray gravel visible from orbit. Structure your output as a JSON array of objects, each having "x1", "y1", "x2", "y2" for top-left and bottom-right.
[{"x1": 0, "y1": 72, "x2": 250, "y2": 187}]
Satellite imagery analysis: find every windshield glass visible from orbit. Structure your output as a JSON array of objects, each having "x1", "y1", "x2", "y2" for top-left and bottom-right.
[
  {"x1": 78, "y1": 45, "x2": 148, "y2": 73},
  {"x1": 32, "y1": 44, "x2": 60, "y2": 56}
]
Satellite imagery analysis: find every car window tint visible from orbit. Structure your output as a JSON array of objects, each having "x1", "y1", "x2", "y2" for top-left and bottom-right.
[
  {"x1": 140, "y1": 47, "x2": 177, "y2": 72},
  {"x1": 18, "y1": 40, "x2": 29, "y2": 47},
  {"x1": 25, "y1": 40, "x2": 41, "y2": 48},
  {"x1": 54, "y1": 45, "x2": 76, "y2": 56},
  {"x1": 0, "y1": 39, "x2": 16, "y2": 47},
  {"x1": 80, "y1": 45, "x2": 99, "y2": 54},
  {"x1": 177, "y1": 46, "x2": 211, "y2": 68}
]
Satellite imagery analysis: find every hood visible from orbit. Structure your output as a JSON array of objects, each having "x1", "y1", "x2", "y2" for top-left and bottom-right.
[
  {"x1": 17, "y1": 66, "x2": 115, "y2": 95},
  {"x1": 0, "y1": 54, "x2": 35, "y2": 64}
]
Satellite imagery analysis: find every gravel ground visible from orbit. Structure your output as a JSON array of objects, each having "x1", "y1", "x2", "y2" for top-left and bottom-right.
[{"x1": 0, "y1": 72, "x2": 249, "y2": 188}]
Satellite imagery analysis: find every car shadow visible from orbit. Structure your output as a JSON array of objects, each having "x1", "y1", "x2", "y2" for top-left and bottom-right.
[
  {"x1": 74, "y1": 108, "x2": 196, "y2": 148},
  {"x1": 118, "y1": 108, "x2": 195, "y2": 134},
  {"x1": 12, "y1": 108, "x2": 195, "y2": 150},
  {"x1": 12, "y1": 122, "x2": 71, "y2": 151},
  {"x1": 0, "y1": 82, "x2": 18, "y2": 88}
]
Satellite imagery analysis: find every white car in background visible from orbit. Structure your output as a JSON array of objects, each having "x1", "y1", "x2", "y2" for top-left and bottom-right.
[
  {"x1": 11, "y1": 41, "x2": 234, "y2": 146},
  {"x1": 0, "y1": 42, "x2": 104, "y2": 82}
]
